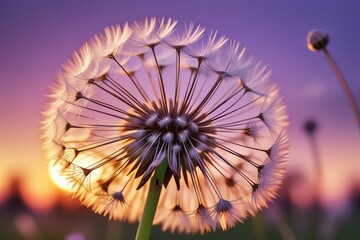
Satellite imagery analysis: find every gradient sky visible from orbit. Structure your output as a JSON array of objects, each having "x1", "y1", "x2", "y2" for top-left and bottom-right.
[{"x1": 0, "y1": 0, "x2": 359, "y2": 209}]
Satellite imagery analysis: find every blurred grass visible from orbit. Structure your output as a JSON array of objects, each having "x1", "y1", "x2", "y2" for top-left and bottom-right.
[
  {"x1": 1, "y1": 202, "x2": 359, "y2": 240},
  {"x1": 0, "y1": 206, "x2": 276, "y2": 240}
]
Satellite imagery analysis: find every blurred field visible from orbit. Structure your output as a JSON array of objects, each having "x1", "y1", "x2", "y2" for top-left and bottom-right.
[{"x1": 1, "y1": 184, "x2": 359, "y2": 240}]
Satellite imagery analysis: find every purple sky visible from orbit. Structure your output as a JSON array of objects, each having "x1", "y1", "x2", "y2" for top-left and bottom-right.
[{"x1": 0, "y1": 0, "x2": 359, "y2": 207}]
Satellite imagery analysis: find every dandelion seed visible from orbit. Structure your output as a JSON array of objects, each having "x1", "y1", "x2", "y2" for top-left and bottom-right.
[
  {"x1": 212, "y1": 199, "x2": 247, "y2": 230},
  {"x1": 43, "y1": 17, "x2": 289, "y2": 234}
]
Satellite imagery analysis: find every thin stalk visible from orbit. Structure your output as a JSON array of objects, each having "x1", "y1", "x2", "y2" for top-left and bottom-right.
[
  {"x1": 273, "y1": 211, "x2": 296, "y2": 240},
  {"x1": 135, "y1": 158, "x2": 168, "y2": 240},
  {"x1": 323, "y1": 48, "x2": 360, "y2": 127},
  {"x1": 305, "y1": 120, "x2": 322, "y2": 240}
]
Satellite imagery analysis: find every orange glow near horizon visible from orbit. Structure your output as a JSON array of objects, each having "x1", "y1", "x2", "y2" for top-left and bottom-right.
[
  {"x1": 0, "y1": 142, "x2": 358, "y2": 211},
  {"x1": 19, "y1": 167, "x2": 58, "y2": 212},
  {"x1": 0, "y1": 161, "x2": 11, "y2": 204}
]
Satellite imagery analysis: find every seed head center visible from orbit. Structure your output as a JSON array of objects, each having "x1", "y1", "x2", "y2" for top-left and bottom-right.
[{"x1": 146, "y1": 110, "x2": 199, "y2": 147}]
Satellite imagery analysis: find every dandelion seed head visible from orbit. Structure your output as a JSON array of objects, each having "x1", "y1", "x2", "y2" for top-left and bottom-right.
[{"x1": 43, "y1": 17, "x2": 288, "y2": 234}]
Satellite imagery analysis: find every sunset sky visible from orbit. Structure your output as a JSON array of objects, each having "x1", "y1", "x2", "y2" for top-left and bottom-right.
[{"x1": 0, "y1": 0, "x2": 359, "y2": 210}]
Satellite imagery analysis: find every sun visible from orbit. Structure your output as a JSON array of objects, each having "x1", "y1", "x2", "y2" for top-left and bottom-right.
[{"x1": 48, "y1": 160, "x2": 72, "y2": 192}]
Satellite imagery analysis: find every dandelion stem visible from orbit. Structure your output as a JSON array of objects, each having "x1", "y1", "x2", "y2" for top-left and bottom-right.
[
  {"x1": 322, "y1": 48, "x2": 360, "y2": 127},
  {"x1": 135, "y1": 158, "x2": 168, "y2": 240}
]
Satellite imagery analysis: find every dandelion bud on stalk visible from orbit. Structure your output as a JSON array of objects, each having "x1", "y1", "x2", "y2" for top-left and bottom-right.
[
  {"x1": 307, "y1": 29, "x2": 329, "y2": 51},
  {"x1": 307, "y1": 29, "x2": 360, "y2": 127},
  {"x1": 42, "y1": 17, "x2": 289, "y2": 237}
]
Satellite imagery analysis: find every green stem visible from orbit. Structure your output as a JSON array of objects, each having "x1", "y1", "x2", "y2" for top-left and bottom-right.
[{"x1": 135, "y1": 159, "x2": 168, "y2": 240}]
